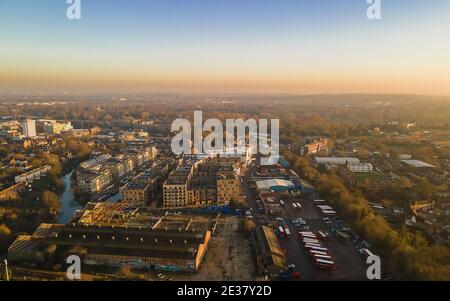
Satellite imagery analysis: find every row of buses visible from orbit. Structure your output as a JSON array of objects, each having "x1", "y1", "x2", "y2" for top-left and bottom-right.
[
  {"x1": 314, "y1": 200, "x2": 337, "y2": 217},
  {"x1": 298, "y1": 231, "x2": 335, "y2": 271}
]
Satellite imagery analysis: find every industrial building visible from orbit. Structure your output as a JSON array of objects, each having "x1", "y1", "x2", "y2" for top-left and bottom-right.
[
  {"x1": 401, "y1": 159, "x2": 436, "y2": 168},
  {"x1": 256, "y1": 179, "x2": 295, "y2": 192},
  {"x1": 7, "y1": 206, "x2": 218, "y2": 272},
  {"x1": 250, "y1": 225, "x2": 286, "y2": 275},
  {"x1": 346, "y1": 162, "x2": 374, "y2": 173},
  {"x1": 315, "y1": 157, "x2": 360, "y2": 165}
]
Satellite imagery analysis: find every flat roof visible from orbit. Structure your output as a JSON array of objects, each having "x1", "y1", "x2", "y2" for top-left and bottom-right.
[
  {"x1": 402, "y1": 160, "x2": 435, "y2": 168},
  {"x1": 261, "y1": 226, "x2": 284, "y2": 257},
  {"x1": 256, "y1": 179, "x2": 294, "y2": 190},
  {"x1": 315, "y1": 157, "x2": 360, "y2": 164},
  {"x1": 44, "y1": 224, "x2": 210, "y2": 260}
]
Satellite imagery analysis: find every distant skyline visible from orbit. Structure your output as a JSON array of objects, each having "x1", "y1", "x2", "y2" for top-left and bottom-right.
[{"x1": 1, "y1": 0, "x2": 449, "y2": 95}]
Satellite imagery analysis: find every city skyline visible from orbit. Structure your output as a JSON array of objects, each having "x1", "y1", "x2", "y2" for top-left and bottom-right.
[{"x1": 0, "y1": 0, "x2": 450, "y2": 95}]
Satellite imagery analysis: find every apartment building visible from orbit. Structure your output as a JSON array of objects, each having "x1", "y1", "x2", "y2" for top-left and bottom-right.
[
  {"x1": 216, "y1": 171, "x2": 240, "y2": 205},
  {"x1": 120, "y1": 181, "x2": 151, "y2": 207},
  {"x1": 43, "y1": 121, "x2": 73, "y2": 134},
  {"x1": 77, "y1": 168, "x2": 112, "y2": 194},
  {"x1": 303, "y1": 138, "x2": 329, "y2": 155},
  {"x1": 0, "y1": 120, "x2": 21, "y2": 138},
  {"x1": 80, "y1": 154, "x2": 112, "y2": 169},
  {"x1": 163, "y1": 163, "x2": 194, "y2": 208},
  {"x1": 76, "y1": 148, "x2": 156, "y2": 195},
  {"x1": 163, "y1": 157, "x2": 242, "y2": 208},
  {"x1": 14, "y1": 165, "x2": 52, "y2": 184},
  {"x1": 22, "y1": 119, "x2": 37, "y2": 138}
]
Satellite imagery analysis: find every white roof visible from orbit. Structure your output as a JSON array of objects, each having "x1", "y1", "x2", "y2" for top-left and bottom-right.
[
  {"x1": 402, "y1": 160, "x2": 435, "y2": 168},
  {"x1": 256, "y1": 179, "x2": 294, "y2": 190},
  {"x1": 315, "y1": 157, "x2": 360, "y2": 165}
]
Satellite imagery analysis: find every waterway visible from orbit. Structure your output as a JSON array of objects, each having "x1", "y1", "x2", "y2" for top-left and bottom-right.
[
  {"x1": 57, "y1": 171, "x2": 121, "y2": 223},
  {"x1": 57, "y1": 171, "x2": 82, "y2": 224}
]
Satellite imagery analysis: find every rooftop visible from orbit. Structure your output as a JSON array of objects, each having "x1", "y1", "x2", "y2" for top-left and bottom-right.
[
  {"x1": 256, "y1": 179, "x2": 295, "y2": 190},
  {"x1": 402, "y1": 159, "x2": 436, "y2": 168}
]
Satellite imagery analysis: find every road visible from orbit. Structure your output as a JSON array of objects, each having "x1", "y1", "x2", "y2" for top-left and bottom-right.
[{"x1": 242, "y1": 166, "x2": 367, "y2": 281}]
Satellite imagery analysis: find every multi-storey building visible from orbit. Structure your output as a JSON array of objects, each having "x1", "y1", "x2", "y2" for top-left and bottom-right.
[
  {"x1": 216, "y1": 171, "x2": 240, "y2": 205},
  {"x1": 0, "y1": 120, "x2": 21, "y2": 138},
  {"x1": 80, "y1": 154, "x2": 112, "y2": 169},
  {"x1": 163, "y1": 157, "x2": 242, "y2": 208},
  {"x1": 22, "y1": 119, "x2": 36, "y2": 138},
  {"x1": 120, "y1": 181, "x2": 151, "y2": 207},
  {"x1": 77, "y1": 168, "x2": 112, "y2": 194},
  {"x1": 76, "y1": 148, "x2": 156, "y2": 195},
  {"x1": 163, "y1": 163, "x2": 193, "y2": 208},
  {"x1": 43, "y1": 121, "x2": 73, "y2": 134},
  {"x1": 15, "y1": 165, "x2": 52, "y2": 183},
  {"x1": 303, "y1": 138, "x2": 329, "y2": 155}
]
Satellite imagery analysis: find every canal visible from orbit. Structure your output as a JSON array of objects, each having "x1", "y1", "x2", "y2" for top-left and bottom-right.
[
  {"x1": 57, "y1": 171, "x2": 121, "y2": 223},
  {"x1": 57, "y1": 171, "x2": 81, "y2": 224}
]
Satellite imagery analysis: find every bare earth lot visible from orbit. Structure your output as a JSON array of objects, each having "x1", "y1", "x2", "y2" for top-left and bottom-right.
[{"x1": 179, "y1": 216, "x2": 255, "y2": 281}]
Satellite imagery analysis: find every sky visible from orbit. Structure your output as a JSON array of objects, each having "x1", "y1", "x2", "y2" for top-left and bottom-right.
[{"x1": 0, "y1": 0, "x2": 449, "y2": 95}]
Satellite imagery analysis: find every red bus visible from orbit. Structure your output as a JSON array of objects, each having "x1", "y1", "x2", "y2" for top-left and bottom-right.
[
  {"x1": 305, "y1": 245, "x2": 328, "y2": 252},
  {"x1": 299, "y1": 231, "x2": 315, "y2": 235},
  {"x1": 362, "y1": 248, "x2": 374, "y2": 259},
  {"x1": 314, "y1": 258, "x2": 335, "y2": 270},
  {"x1": 278, "y1": 226, "x2": 285, "y2": 238},
  {"x1": 314, "y1": 200, "x2": 327, "y2": 206},
  {"x1": 303, "y1": 238, "x2": 321, "y2": 244},
  {"x1": 304, "y1": 243, "x2": 325, "y2": 248},
  {"x1": 309, "y1": 249, "x2": 329, "y2": 256},
  {"x1": 322, "y1": 210, "x2": 336, "y2": 216},
  {"x1": 313, "y1": 254, "x2": 332, "y2": 261},
  {"x1": 299, "y1": 232, "x2": 316, "y2": 238},
  {"x1": 303, "y1": 236, "x2": 319, "y2": 241},
  {"x1": 317, "y1": 205, "x2": 333, "y2": 210}
]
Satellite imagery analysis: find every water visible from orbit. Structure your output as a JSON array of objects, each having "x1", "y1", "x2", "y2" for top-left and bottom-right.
[
  {"x1": 107, "y1": 193, "x2": 121, "y2": 203},
  {"x1": 57, "y1": 171, "x2": 82, "y2": 224}
]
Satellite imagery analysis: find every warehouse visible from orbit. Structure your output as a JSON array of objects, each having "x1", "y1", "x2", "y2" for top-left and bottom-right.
[
  {"x1": 8, "y1": 222, "x2": 211, "y2": 273},
  {"x1": 256, "y1": 179, "x2": 295, "y2": 192},
  {"x1": 250, "y1": 225, "x2": 286, "y2": 275}
]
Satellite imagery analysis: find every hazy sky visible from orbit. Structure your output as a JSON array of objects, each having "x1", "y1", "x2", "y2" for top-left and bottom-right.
[{"x1": 0, "y1": 0, "x2": 449, "y2": 95}]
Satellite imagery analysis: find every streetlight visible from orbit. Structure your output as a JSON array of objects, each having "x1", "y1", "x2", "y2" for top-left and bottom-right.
[{"x1": 4, "y1": 259, "x2": 9, "y2": 281}]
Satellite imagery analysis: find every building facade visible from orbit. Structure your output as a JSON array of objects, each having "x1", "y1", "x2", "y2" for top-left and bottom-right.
[
  {"x1": 163, "y1": 157, "x2": 242, "y2": 208},
  {"x1": 22, "y1": 119, "x2": 36, "y2": 138},
  {"x1": 120, "y1": 181, "x2": 151, "y2": 207}
]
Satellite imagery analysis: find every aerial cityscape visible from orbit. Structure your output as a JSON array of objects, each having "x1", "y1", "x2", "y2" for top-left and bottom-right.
[{"x1": 0, "y1": 0, "x2": 449, "y2": 289}]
